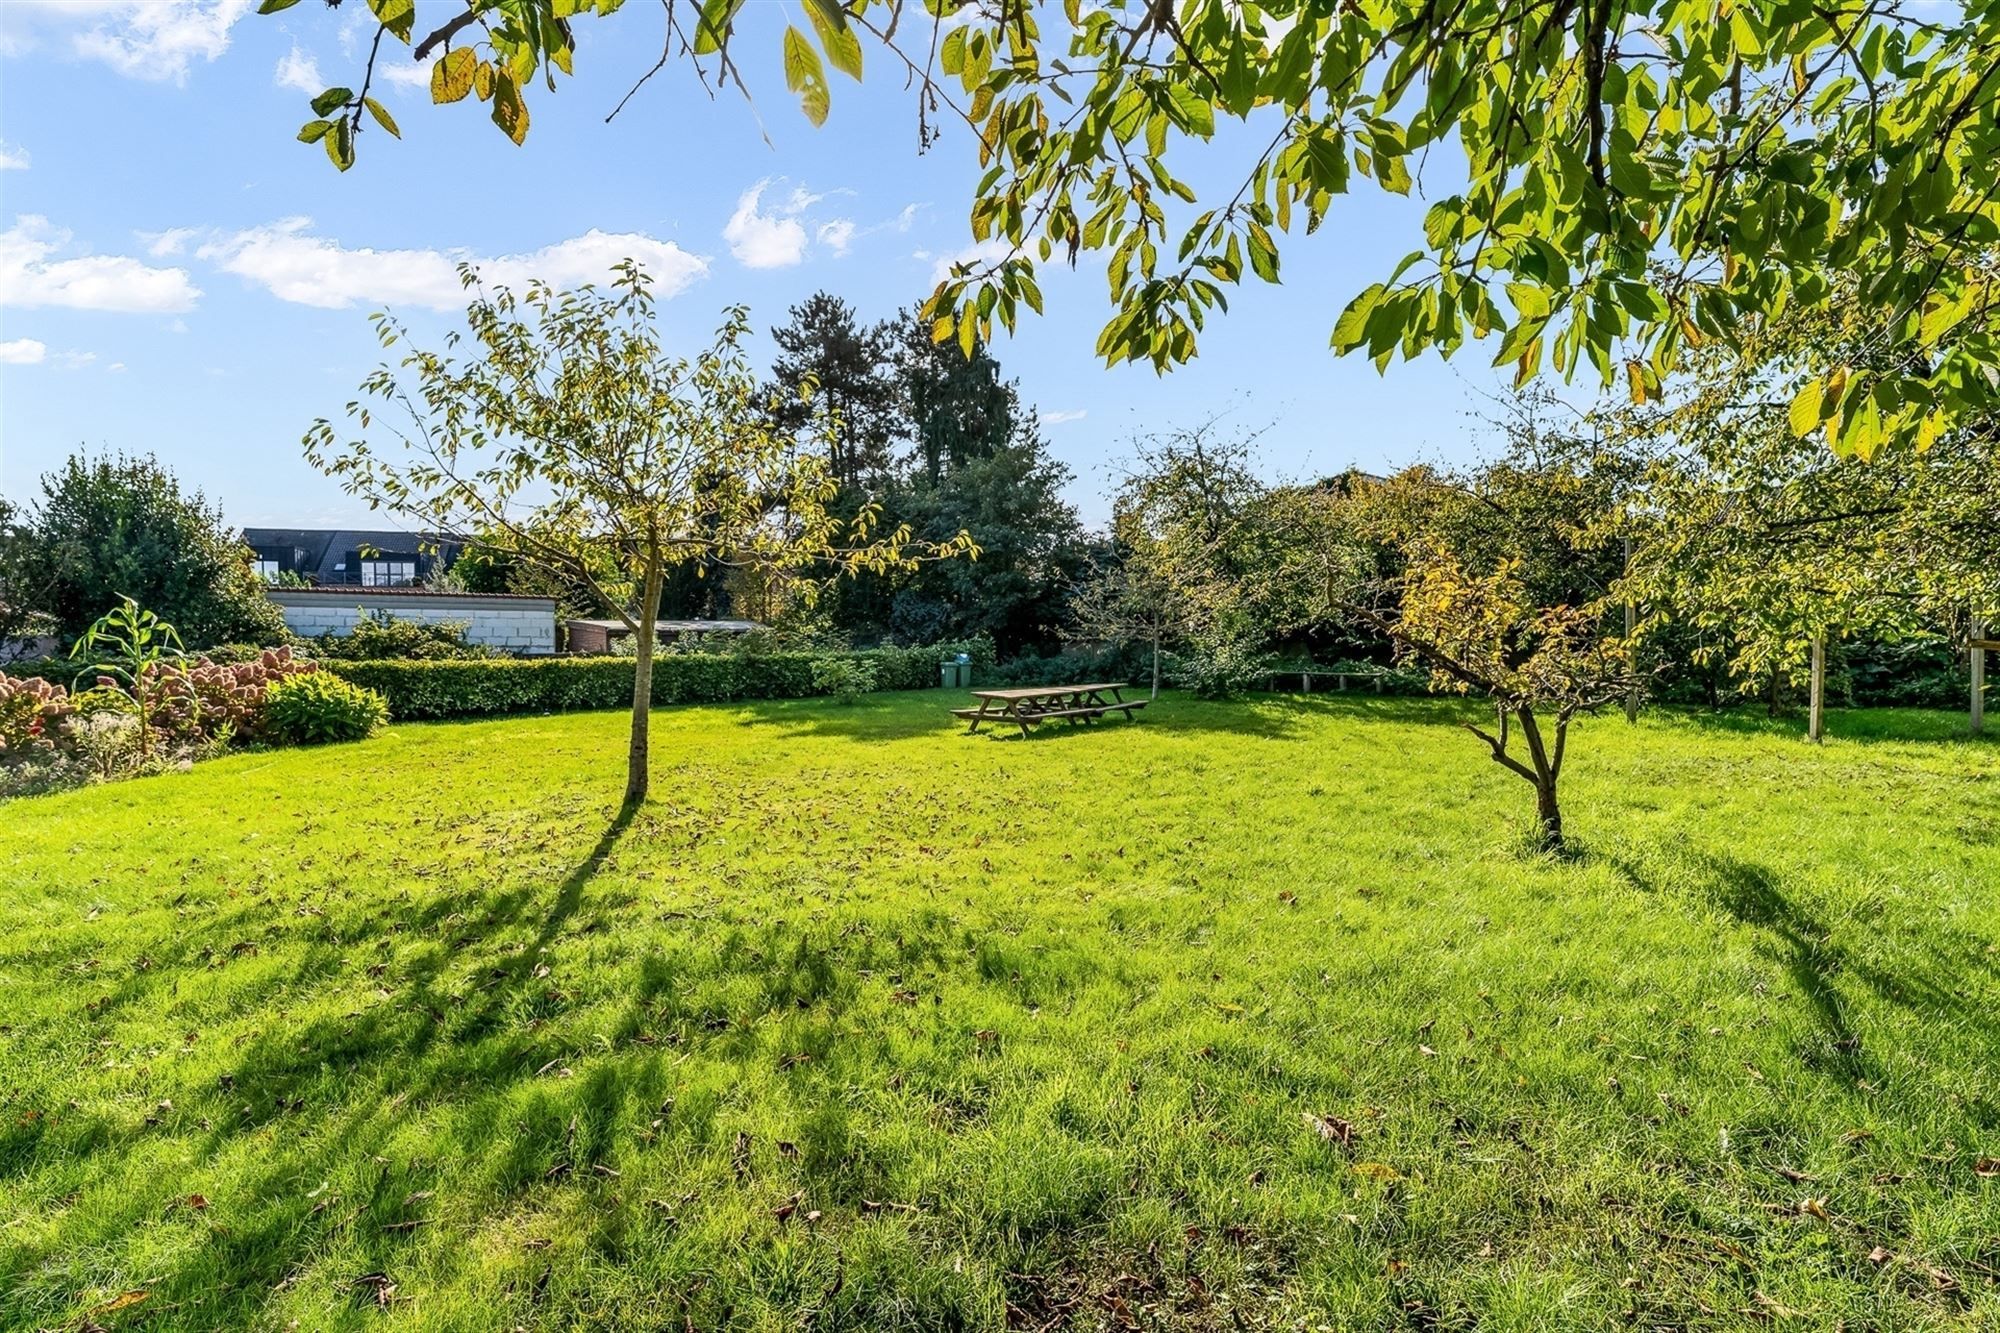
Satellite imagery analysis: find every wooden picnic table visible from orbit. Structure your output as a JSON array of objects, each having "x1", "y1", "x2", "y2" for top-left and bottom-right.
[{"x1": 950, "y1": 682, "x2": 1148, "y2": 738}]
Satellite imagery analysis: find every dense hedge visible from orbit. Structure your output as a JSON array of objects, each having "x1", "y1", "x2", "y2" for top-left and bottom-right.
[{"x1": 325, "y1": 646, "x2": 958, "y2": 721}]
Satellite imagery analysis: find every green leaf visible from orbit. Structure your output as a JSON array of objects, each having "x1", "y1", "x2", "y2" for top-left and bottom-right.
[
  {"x1": 432, "y1": 47, "x2": 477, "y2": 103},
  {"x1": 324, "y1": 117, "x2": 355, "y2": 171},
  {"x1": 297, "y1": 118, "x2": 334, "y2": 144},
  {"x1": 783, "y1": 25, "x2": 829, "y2": 126},
  {"x1": 311, "y1": 87, "x2": 354, "y2": 117},
  {"x1": 257, "y1": 0, "x2": 303, "y2": 11},
  {"x1": 804, "y1": 0, "x2": 862, "y2": 81},
  {"x1": 368, "y1": 0, "x2": 415, "y2": 42},
  {"x1": 1787, "y1": 378, "x2": 1824, "y2": 438},
  {"x1": 363, "y1": 96, "x2": 401, "y2": 139},
  {"x1": 692, "y1": 0, "x2": 747, "y2": 55},
  {"x1": 1333, "y1": 284, "x2": 1386, "y2": 353},
  {"x1": 1246, "y1": 223, "x2": 1279, "y2": 283}
]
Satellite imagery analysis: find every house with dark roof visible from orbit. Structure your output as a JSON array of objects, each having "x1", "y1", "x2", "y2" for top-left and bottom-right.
[{"x1": 241, "y1": 528, "x2": 465, "y2": 587}]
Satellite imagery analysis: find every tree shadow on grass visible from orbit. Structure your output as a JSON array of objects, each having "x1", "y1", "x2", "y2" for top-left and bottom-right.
[
  {"x1": 740, "y1": 689, "x2": 1499, "y2": 747},
  {"x1": 1616, "y1": 849, "x2": 2000, "y2": 1094}
]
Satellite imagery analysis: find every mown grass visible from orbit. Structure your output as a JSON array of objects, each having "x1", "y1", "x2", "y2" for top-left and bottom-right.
[{"x1": 1, "y1": 692, "x2": 1997, "y2": 1331}]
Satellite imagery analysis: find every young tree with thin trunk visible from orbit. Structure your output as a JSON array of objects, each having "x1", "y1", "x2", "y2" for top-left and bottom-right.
[
  {"x1": 1066, "y1": 555, "x2": 1170, "y2": 699},
  {"x1": 1273, "y1": 457, "x2": 1638, "y2": 853},
  {"x1": 305, "y1": 263, "x2": 974, "y2": 804}
]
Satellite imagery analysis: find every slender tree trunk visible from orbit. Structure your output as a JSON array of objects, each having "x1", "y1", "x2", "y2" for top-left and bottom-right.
[
  {"x1": 1808, "y1": 633, "x2": 1826, "y2": 744},
  {"x1": 1514, "y1": 705, "x2": 1564, "y2": 852},
  {"x1": 1534, "y1": 778, "x2": 1563, "y2": 849},
  {"x1": 1972, "y1": 616, "x2": 1986, "y2": 737},
  {"x1": 625, "y1": 562, "x2": 665, "y2": 805},
  {"x1": 1150, "y1": 627, "x2": 1160, "y2": 699},
  {"x1": 1623, "y1": 535, "x2": 1639, "y2": 724}
]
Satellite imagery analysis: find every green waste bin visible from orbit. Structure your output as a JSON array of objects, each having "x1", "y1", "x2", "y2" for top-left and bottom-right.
[{"x1": 940, "y1": 659, "x2": 971, "y2": 689}]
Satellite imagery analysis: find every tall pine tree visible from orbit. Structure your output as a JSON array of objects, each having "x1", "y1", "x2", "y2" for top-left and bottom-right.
[{"x1": 766, "y1": 294, "x2": 898, "y2": 492}]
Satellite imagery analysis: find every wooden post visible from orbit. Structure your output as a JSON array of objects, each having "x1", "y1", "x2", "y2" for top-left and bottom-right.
[
  {"x1": 1973, "y1": 619, "x2": 1987, "y2": 736},
  {"x1": 1623, "y1": 535, "x2": 1639, "y2": 724},
  {"x1": 1808, "y1": 633, "x2": 1825, "y2": 744}
]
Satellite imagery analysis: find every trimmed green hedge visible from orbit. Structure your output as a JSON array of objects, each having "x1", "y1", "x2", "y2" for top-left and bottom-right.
[{"x1": 325, "y1": 646, "x2": 953, "y2": 721}]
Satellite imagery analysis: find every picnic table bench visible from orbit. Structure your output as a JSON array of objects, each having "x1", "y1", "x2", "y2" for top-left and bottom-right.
[{"x1": 950, "y1": 683, "x2": 1148, "y2": 737}]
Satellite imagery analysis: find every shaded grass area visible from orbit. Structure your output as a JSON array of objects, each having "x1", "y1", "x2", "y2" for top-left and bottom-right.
[{"x1": 1, "y1": 693, "x2": 1997, "y2": 1330}]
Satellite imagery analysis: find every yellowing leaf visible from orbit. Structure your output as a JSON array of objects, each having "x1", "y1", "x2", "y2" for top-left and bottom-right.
[
  {"x1": 473, "y1": 60, "x2": 495, "y2": 102},
  {"x1": 1787, "y1": 378, "x2": 1823, "y2": 438},
  {"x1": 1915, "y1": 409, "x2": 1945, "y2": 452},
  {"x1": 490, "y1": 70, "x2": 529, "y2": 144},
  {"x1": 369, "y1": 0, "x2": 415, "y2": 42},
  {"x1": 363, "y1": 96, "x2": 400, "y2": 139},
  {"x1": 432, "y1": 48, "x2": 477, "y2": 104},
  {"x1": 1352, "y1": 1161, "x2": 1402, "y2": 1181},
  {"x1": 783, "y1": 25, "x2": 829, "y2": 126}
]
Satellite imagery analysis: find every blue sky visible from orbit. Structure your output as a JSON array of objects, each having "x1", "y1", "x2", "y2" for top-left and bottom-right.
[{"x1": 0, "y1": 0, "x2": 1528, "y2": 529}]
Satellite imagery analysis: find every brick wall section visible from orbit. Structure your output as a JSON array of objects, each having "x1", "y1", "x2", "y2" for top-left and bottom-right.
[
  {"x1": 566, "y1": 621, "x2": 613, "y2": 654},
  {"x1": 267, "y1": 590, "x2": 559, "y2": 656}
]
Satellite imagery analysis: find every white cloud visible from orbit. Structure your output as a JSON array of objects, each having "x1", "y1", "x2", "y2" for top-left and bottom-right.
[
  {"x1": 273, "y1": 43, "x2": 322, "y2": 96},
  {"x1": 721, "y1": 179, "x2": 859, "y2": 269},
  {"x1": 107, "y1": 361, "x2": 127, "y2": 372},
  {"x1": 1039, "y1": 409, "x2": 1088, "y2": 425},
  {"x1": 196, "y1": 218, "x2": 709, "y2": 310},
  {"x1": 374, "y1": 58, "x2": 433, "y2": 91},
  {"x1": 139, "y1": 226, "x2": 202, "y2": 258},
  {"x1": 45, "y1": 0, "x2": 258, "y2": 83},
  {"x1": 891, "y1": 203, "x2": 923, "y2": 232},
  {"x1": 723, "y1": 181, "x2": 811, "y2": 269},
  {"x1": 816, "y1": 220, "x2": 856, "y2": 257},
  {"x1": 0, "y1": 338, "x2": 46, "y2": 365},
  {"x1": 929, "y1": 239, "x2": 1015, "y2": 284},
  {"x1": 0, "y1": 141, "x2": 28, "y2": 172},
  {"x1": 53, "y1": 349, "x2": 98, "y2": 370},
  {"x1": 0, "y1": 215, "x2": 202, "y2": 314}
]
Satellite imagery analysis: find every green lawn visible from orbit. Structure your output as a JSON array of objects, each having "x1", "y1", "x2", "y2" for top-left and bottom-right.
[{"x1": 2, "y1": 693, "x2": 1997, "y2": 1331}]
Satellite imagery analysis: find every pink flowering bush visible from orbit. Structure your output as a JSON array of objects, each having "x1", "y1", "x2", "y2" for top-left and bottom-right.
[
  {"x1": 144, "y1": 646, "x2": 318, "y2": 744},
  {"x1": 0, "y1": 674, "x2": 75, "y2": 759}
]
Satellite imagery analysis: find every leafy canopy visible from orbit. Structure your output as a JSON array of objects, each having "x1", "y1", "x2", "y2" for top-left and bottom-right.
[
  {"x1": 265, "y1": 0, "x2": 2000, "y2": 457},
  {"x1": 304, "y1": 262, "x2": 973, "y2": 631}
]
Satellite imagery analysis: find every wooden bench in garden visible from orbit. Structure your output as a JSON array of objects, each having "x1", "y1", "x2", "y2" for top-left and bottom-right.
[{"x1": 951, "y1": 683, "x2": 1147, "y2": 738}]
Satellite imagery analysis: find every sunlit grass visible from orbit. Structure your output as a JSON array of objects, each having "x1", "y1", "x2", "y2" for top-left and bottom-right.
[{"x1": 2, "y1": 692, "x2": 1996, "y2": 1329}]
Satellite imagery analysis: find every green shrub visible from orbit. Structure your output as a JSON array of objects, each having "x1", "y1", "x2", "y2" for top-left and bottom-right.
[
  {"x1": 326, "y1": 646, "x2": 953, "y2": 721},
  {"x1": 262, "y1": 673, "x2": 389, "y2": 745},
  {"x1": 810, "y1": 656, "x2": 878, "y2": 704},
  {"x1": 309, "y1": 612, "x2": 498, "y2": 661}
]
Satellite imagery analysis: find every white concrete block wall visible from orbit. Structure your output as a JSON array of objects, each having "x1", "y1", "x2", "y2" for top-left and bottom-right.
[{"x1": 268, "y1": 592, "x2": 558, "y2": 655}]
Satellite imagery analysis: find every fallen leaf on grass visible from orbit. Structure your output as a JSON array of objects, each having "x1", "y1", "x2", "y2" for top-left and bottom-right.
[
  {"x1": 1799, "y1": 1198, "x2": 1831, "y2": 1220},
  {"x1": 1867, "y1": 1246, "x2": 1892, "y2": 1265},
  {"x1": 1353, "y1": 1162, "x2": 1403, "y2": 1181},
  {"x1": 352, "y1": 1271, "x2": 397, "y2": 1309},
  {"x1": 93, "y1": 1290, "x2": 149, "y2": 1313},
  {"x1": 1302, "y1": 1112, "x2": 1356, "y2": 1149},
  {"x1": 1974, "y1": 1157, "x2": 2000, "y2": 1178}
]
